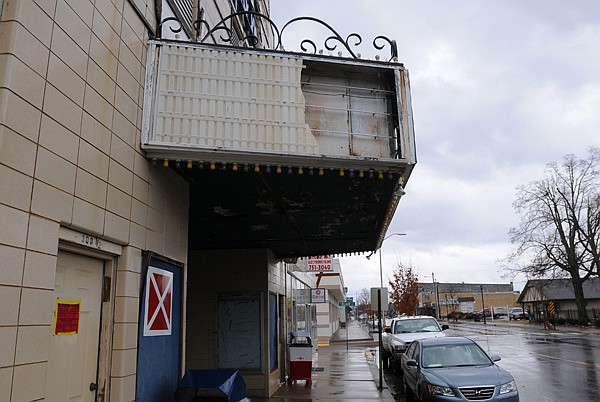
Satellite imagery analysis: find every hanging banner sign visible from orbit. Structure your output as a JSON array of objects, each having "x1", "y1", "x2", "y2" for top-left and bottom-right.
[
  {"x1": 54, "y1": 299, "x2": 81, "y2": 336},
  {"x1": 311, "y1": 288, "x2": 326, "y2": 303},
  {"x1": 294, "y1": 288, "x2": 311, "y2": 304},
  {"x1": 144, "y1": 266, "x2": 173, "y2": 336},
  {"x1": 307, "y1": 255, "x2": 332, "y2": 271}
]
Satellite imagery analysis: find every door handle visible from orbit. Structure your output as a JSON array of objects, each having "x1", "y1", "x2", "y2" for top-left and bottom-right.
[{"x1": 89, "y1": 382, "x2": 98, "y2": 392}]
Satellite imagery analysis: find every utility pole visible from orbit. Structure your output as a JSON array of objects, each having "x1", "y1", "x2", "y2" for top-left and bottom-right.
[
  {"x1": 378, "y1": 288, "x2": 383, "y2": 391},
  {"x1": 436, "y1": 283, "x2": 440, "y2": 320},
  {"x1": 368, "y1": 232, "x2": 405, "y2": 392},
  {"x1": 431, "y1": 272, "x2": 437, "y2": 319},
  {"x1": 480, "y1": 285, "x2": 487, "y2": 325}
]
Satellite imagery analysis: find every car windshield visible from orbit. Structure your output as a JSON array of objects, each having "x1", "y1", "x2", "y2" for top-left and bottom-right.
[
  {"x1": 393, "y1": 318, "x2": 441, "y2": 334},
  {"x1": 421, "y1": 344, "x2": 492, "y2": 369}
]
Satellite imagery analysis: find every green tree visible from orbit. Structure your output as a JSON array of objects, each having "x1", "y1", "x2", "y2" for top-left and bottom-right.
[{"x1": 506, "y1": 147, "x2": 600, "y2": 321}]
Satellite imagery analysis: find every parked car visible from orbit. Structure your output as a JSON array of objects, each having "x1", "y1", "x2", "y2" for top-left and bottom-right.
[
  {"x1": 401, "y1": 337, "x2": 519, "y2": 401},
  {"x1": 475, "y1": 308, "x2": 492, "y2": 318},
  {"x1": 384, "y1": 317, "x2": 394, "y2": 331},
  {"x1": 382, "y1": 316, "x2": 449, "y2": 371},
  {"x1": 508, "y1": 307, "x2": 527, "y2": 320},
  {"x1": 491, "y1": 306, "x2": 508, "y2": 318},
  {"x1": 473, "y1": 308, "x2": 493, "y2": 321}
]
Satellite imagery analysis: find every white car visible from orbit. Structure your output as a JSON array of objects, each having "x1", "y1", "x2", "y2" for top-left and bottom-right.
[
  {"x1": 508, "y1": 307, "x2": 527, "y2": 320},
  {"x1": 382, "y1": 316, "x2": 449, "y2": 372}
]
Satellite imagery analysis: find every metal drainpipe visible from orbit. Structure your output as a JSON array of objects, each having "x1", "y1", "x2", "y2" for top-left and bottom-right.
[{"x1": 284, "y1": 262, "x2": 289, "y2": 382}]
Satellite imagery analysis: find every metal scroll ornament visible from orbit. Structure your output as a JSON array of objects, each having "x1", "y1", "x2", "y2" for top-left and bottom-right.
[{"x1": 158, "y1": 11, "x2": 399, "y2": 62}]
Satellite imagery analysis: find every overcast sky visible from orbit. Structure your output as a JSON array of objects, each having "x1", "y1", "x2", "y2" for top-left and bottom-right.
[{"x1": 270, "y1": 0, "x2": 600, "y2": 297}]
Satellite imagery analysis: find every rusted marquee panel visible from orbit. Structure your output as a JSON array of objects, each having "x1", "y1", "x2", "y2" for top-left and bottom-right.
[
  {"x1": 142, "y1": 41, "x2": 414, "y2": 171},
  {"x1": 141, "y1": 40, "x2": 416, "y2": 257}
]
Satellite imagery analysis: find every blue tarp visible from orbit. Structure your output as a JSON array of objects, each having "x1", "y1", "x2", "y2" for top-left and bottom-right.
[{"x1": 174, "y1": 369, "x2": 247, "y2": 402}]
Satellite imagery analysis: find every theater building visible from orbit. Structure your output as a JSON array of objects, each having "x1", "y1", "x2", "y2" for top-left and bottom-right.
[{"x1": 0, "y1": 0, "x2": 416, "y2": 399}]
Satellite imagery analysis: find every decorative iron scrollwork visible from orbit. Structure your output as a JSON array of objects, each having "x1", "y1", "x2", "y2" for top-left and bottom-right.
[
  {"x1": 158, "y1": 11, "x2": 399, "y2": 63},
  {"x1": 279, "y1": 16, "x2": 364, "y2": 59},
  {"x1": 195, "y1": 11, "x2": 281, "y2": 49}
]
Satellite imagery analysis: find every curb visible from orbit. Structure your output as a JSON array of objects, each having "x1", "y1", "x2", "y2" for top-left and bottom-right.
[
  {"x1": 330, "y1": 337, "x2": 375, "y2": 343},
  {"x1": 450, "y1": 320, "x2": 600, "y2": 335}
]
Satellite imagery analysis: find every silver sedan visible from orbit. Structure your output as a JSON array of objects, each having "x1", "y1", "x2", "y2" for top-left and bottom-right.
[{"x1": 401, "y1": 337, "x2": 519, "y2": 401}]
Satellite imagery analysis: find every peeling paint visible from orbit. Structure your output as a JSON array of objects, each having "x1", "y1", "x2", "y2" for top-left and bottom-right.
[{"x1": 213, "y1": 206, "x2": 238, "y2": 216}]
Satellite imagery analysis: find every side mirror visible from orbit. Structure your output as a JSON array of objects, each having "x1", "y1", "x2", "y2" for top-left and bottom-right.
[
  {"x1": 406, "y1": 359, "x2": 418, "y2": 367},
  {"x1": 490, "y1": 355, "x2": 501, "y2": 362},
  {"x1": 385, "y1": 327, "x2": 391, "y2": 333},
  {"x1": 441, "y1": 324, "x2": 449, "y2": 330}
]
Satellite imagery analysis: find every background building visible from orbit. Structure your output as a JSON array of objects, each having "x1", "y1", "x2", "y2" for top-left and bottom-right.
[
  {"x1": 287, "y1": 258, "x2": 347, "y2": 346},
  {"x1": 418, "y1": 282, "x2": 519, "y2": 318},
  {"x1": 1, "y1": 0, "x2": 414, "y2": 400},
  {"x1": 518, "y1": 278, "x2": 600, "y2": 321}
]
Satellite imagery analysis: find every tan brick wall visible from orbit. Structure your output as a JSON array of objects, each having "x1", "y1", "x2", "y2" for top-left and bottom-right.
[
  {"x1": 0, "y1": 0, "x2": 286, "y2": 399},
  {"x1": 444, "y1": 292, "x2": 519, "y2": 313},
  {"x1": 423, "y1": 290, "x2": 519, "y2": 314},
  {"x1": 0, "y1": 0, "x2": 188, "y2": 400}
]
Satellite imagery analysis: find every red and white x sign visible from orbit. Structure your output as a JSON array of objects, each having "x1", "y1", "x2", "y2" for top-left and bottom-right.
[{"x1": 143, "y1": 267, "x2": 173, "y2": 336}]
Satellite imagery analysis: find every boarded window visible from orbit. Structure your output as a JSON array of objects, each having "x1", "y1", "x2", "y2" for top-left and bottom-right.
[{"x1": 217, "y1": 293, "x2": 261, "y2": 369}]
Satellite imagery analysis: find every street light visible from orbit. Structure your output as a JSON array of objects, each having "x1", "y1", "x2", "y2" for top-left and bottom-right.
[
  {"x1": 366, "y1": 232, "x2": 406, "y2": 391},
  {"x1": 422, "y1": 273, "x2": 438, "y2": 318},
  {"x1": 379, "y1": 233, "x2": 406, "y2": 288}
]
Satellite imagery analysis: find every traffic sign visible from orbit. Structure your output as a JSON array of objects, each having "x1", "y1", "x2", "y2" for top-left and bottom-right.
[
  {"x1": 338, "y1": 301, "x2": 355, "y2": 307},
  {"x1": 371, "y1": 287, "x2": 389, "y2": 312}
]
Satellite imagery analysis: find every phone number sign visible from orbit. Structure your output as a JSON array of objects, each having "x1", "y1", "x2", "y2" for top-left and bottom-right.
[{"x1": 307, "y1": 255, "x2": 332, "y2": 271}]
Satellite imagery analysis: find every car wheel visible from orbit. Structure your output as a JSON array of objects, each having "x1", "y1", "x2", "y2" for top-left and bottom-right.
[
  {"x1": 393, "y1": 360, "x2": 403, "y2": 376},
  {"x1": 403, "y1": 378, "x2": 417, "y2": 402},
  {"x1": 382, "y1": 350, "x2": 390, "y2": 369}
]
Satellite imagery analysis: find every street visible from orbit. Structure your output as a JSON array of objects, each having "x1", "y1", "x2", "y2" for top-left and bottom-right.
[{"x1": 382, "y1": 321, "x2": 600, "y2": 401}]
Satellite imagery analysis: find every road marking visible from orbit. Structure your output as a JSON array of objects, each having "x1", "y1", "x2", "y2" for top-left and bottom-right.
[{"x1": 536, "y1": 353, "x2": 598, "y2": 368}]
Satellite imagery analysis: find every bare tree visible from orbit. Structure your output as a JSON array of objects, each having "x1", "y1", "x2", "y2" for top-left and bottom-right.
[
  {"x1": 356, "y1": 288, "x2": 371, "y2": 319},
  {"x1": 445, "y1": 284, "x2": 460, "y2": 317},
  {"x1": 389, "y1": 261, "x2": 420, "y2": 315},
  {"x1": 506, "y1": 147, "x2": 600, "y2": 320}
]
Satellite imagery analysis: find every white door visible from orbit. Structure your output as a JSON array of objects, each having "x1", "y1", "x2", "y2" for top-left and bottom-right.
[{"x1": 46, "y1": 251, "x2": 104, "y2": 402}]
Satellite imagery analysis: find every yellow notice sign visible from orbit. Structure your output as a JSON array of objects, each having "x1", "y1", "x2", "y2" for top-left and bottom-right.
[{"x1": 53, "y1": 299, "x2": 81, "y2": 336}]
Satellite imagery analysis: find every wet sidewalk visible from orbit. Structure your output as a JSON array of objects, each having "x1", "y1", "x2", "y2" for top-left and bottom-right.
[{"x1": 254, "y1": 320, "x2": 396, "y2": 401}]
